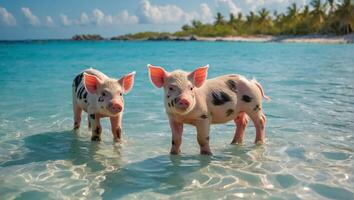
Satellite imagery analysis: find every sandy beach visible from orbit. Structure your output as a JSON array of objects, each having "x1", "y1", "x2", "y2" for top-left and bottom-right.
[{"x1": 164, "y1": 34, "x2": 354, "y2": 44}]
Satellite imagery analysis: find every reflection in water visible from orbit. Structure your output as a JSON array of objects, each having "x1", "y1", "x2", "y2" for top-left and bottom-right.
[{"x1": 102, "y1": 154, "x2": 211, "y2": 199}]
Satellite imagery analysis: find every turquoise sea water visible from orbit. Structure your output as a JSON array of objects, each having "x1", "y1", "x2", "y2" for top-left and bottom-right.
[{"x1": 0, "y1": 41, "x2": 353, "y2": 199}]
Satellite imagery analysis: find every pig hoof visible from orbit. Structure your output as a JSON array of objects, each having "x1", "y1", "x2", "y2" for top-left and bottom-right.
[
  {"x1": 91, "y1": 136, "x2": 101, "y2": 142},
  {"x1": 231, "y1": 139, "x2": 243, "y2": 145},
  {"x1": 170, "y1": 149, "x2": 181, "y2": 155},
  {"x1": 73, "y1": 128, "x2": 80, "y2": 134},
  {"x1": 255, "y1": 140, "x2": 264, "y2": 146},
  {"x1": 200, "y1": 150, "x2": 213, "y2": 155},
  {"x1": 113, "y1": 137, "x2": 121, "y2": 143}
]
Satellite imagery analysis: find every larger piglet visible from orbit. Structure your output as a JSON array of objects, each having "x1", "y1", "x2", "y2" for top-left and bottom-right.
[
  {"x1": 72, "y1": 68, "x2": 135, "y2": 142},
  {"x1": 148, "y1": 64, "x2": 269, "y2": 155}
]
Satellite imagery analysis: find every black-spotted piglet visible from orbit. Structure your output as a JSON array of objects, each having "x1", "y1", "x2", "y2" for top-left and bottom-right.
[{"x1": 72, "y1": 68, "x2": 135, "y2": 142}]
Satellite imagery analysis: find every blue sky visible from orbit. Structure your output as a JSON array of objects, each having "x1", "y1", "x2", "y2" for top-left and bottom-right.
[{"x1": 0, "y1": 0, "x2": 308, "y2": 40}]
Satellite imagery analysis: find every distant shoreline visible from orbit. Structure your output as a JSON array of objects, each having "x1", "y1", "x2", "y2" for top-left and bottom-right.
[
  {"x1": 140, "y1": 34, "x2": 354, "y2": 44},
  {"x1": 1, "y1": 34, "x2": 353, "y2": 44}
]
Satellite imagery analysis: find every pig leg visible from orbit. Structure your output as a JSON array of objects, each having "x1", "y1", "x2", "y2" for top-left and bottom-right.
[
  {"x1": 231, "y1": 112, "x2": 249, "y2": 144},
  {"x1": 110, "y1": 114, "x2": 122, "y2": 143},
  {"x1": 169, "y1": 119, "x2": 183, "y2": 155},
  {"x1": 73, "y1": 104, "x2": 82, "y2": 130},
  {"x1": 196, "y1": 120, "x2": 212, "y2": 155},
  {"x1": 89, "y1": 113, "x2": 102, "y2": 141},
  {"x1": 249, "y1": 111, "x2": 266, "y2": 145}
]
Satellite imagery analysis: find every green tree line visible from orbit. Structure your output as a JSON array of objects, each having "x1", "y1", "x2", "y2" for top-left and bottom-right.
[{"x1": 175, "y1": 0, "x2": 354, "y2": 37}]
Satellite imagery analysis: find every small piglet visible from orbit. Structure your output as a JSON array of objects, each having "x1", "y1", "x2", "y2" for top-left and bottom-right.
[
  {"x1": 148, "y1": 64, "x2": 269, "y2": 155},
  {"x1": 72, "y1": 68, "x2": 135, "y2": 142}
]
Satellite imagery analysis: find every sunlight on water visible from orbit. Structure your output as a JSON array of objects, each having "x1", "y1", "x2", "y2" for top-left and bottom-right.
[{"x1": 0, "y1": 41, "x2": 353, "y2": 199}]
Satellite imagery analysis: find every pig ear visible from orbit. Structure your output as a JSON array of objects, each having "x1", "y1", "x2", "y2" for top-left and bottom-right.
[
  {"x1": 148, "y1": 64, "x2": 168, "y2": 88},
  {"x1": 189, "y1": 64, "x2": 209, "y2": 88},
  {"x1": 118, "y1": 71, "x2": 136, "y2": 94},
  {"x1": 84, "y1": 73, "x2": 102, "y2": 94}
]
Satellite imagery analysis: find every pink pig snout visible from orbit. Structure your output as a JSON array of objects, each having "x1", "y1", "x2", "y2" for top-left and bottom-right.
[
  {"x1": 108, "y1": 100, "x2": 122, "y2": 114},
  {"x1": 176, "y1": 98, "x2": 190, "y2": 110}
]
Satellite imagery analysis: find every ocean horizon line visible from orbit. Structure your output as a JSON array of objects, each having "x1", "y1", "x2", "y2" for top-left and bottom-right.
[{"x1": 1, "y1": 33, "x2": 353, "y2": 44}]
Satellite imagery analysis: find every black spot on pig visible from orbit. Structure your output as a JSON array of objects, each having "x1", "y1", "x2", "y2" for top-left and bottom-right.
[
  {"x1": 73, "y1": 73, "x2": 83, "y2": 92},
  {"x1": 226, "y1": 80, "x2": 237, "y2": 93},
  {"x1": 78, "y1": 87, "x2": 85, "y2": 99},
  {"x1": 172, "y1": 140, "x2": 175, "y2": 145},
  {"x1": 253, "y1": 104, "x2": 261, "y2": 112},
  {"x1": 212, "y1": 91, "x2": 231, "y2": 105},
  {"x1": 171, "y1": 100, "x2": 174, "y2": 107},
  {"x1": 200, "y1": 114, "x2": 208, "y2": 119},
  {"x1": 242, "y1": 95, "x2": 252, "y2": 103},
  {"x1": 226, "y1": 109, "x2": 234, "y2": 116},
  {"x1": 83, "y1": 92, "x2": 87, "y2": 99},
  {"x1": 90, "y1": 114, "x2": 95, "y2": 120},
  {"x1": 77, "y1": 86, "x2": 85, "y2": 99},
  {"x1": 98, "y1": 96, "x2": 104, "y2": 102}
]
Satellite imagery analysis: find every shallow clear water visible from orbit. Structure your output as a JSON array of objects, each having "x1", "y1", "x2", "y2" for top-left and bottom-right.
[{"x1": 0, "y1": 41, "x2": 353, "y2": 199}]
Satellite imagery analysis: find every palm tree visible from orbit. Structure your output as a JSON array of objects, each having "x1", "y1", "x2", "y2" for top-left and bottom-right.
[
  {"x1": 182, "y1": 24, "x2": 192, "y2": 31},
  {"x1": 334, "y1": 0, "x2": 354, "y2": 34},
  {"x1": 237, "y1": 12, "x2": 243, "y2": 21},
  {"x1": 287, "y1": 2, "x2": 300, "y2": 20},
  {"x1": 256, "y1": 8, "x2": 273, "y2": 34},
  {"x1": 258, "y1": 9, "x2": 272, "y2": 27},
  {"x1": 258, "y1": 8, "x2": 270, "y2": 21},
  {"x1": 310, "y1": 0, "x2": 327, "y2": 24},
  {"x1": 283, "y1": 2, "x2": 301, "y2": 34},
  {"x1": 214, "y1": 12, "x2": 226, "y2": 25},
  {"x1": 246, "y1": 11, "x2": 257, "y2": 24},
  {"x1": 228, "y1": 13, "x2": 235, "y2": 25},
  {"x1": 192, "y1": 20, "x2": 202, "y2": 29},
  {"x1": 327, "y1": 0, "x2": 337, "y2": 14},
  {"x1": 303, "y1": 5, "x2": 310, "y2": 18},
  {"x1": 296, "y1": 5, "x2": 311, "y2": 34}
]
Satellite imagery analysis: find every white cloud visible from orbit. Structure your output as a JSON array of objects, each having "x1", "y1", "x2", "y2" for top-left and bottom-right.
[
  {"x1": 116, "y1": 10, "x2": 139, "y2": 24},
  {"x1": 60, "y1": 14, "x2": 74, "y2": 26},
  {"x1": 93, "y1": 9, "x2": 113, "y2": 26},
  {"x1": 216, "y1": 0, "x2": 242, "y2": 15},
  {"x1": 21, "y1": 7, "x2": 40, "y2": 26},
  {"x1": 136, "y1": 0, "x2": 193, "y2": 24},
  {"x1": 245, "y1": 0, "x2": 291, "y2": 11},
  {"x1": 59, "y1": 9, "x2": 138, "y2": 27},
  {"x1": 0, "y1": 6, "x2": 16, "y2": 26},
  {"x1": 45, "y1": 16, "x2": 54, "y2": 27},
  {"x1": 200, "y1": 3, "x2": 213, "y2": 23},
  {"x1": 92, "y1": 9, "x2": 138, "y2": 25},
  {"x1": 79, "y1": 12, "x2": 90, "y2": 25}
]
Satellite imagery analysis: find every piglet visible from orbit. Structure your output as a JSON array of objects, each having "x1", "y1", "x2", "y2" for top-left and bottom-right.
[
  {"x1": 72, "y1": 68, "x2": 135, "y2": 142},
  {"x1": 148, "y1": 64, "x2": 269, "y2": 155}
]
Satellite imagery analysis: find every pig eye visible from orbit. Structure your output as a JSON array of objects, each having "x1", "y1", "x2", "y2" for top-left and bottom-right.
[
  {"x1": 101, "y1": 92, "x2": 106, "y2": 96},
  {"x1": 190, "y1": 86, "x2": 194, "y2": 90},
  {"x1": 119, "y1": 92, "x2": 123, "y2": 96},
  {"x1": 169, "y1": 87, "x2": 174, "y2": 91}
]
